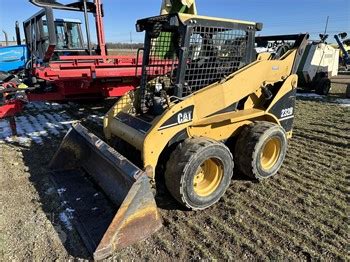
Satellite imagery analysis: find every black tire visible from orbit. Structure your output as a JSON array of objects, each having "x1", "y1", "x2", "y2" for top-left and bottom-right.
[
  {"x1": 234, "y1": 121, "x2": 287, "y2": 180},
  {"x1": 165, "y1": 138, "x2": 233, "y2": 210},
  {"x1": 315, "y1": 78, "x2": 331, "y2": 96}
]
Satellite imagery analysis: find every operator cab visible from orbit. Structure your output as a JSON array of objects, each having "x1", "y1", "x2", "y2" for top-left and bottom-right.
[
  {"x1": 133, "y1": 13, "x2": 262, "y2": 116},
  {"x1": 24, "y1": 0, "x2": 100, "y2": 64},
  {"x1": 41, "y1": 18, "x2": 85, "y2": 56},
  {"x1": 51, "y1": 19, "x2": 84, "y2": 51}
]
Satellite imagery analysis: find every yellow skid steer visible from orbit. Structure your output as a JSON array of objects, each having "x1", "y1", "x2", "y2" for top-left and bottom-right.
[{"x1": 51, "y1": 12, "x2": 308, "y2": 260}]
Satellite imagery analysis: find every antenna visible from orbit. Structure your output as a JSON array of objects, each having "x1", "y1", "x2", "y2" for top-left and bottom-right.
[
  {"x1": 319, "y1": 16, "x2": 330, "y2": 43},
  {"x1": 316, "y1": 16, "x2": 330, "y2": 74},
  {"x1": 323, "y1": 16, "x2": 329, "y2": 37}
]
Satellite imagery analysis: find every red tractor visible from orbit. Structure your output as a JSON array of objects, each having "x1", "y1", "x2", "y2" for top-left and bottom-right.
[
  {"x1": 0, "y1": 0, "x2": 145, "y2": 119},
  {"x1": 0, "y1": 0, "x2": 196, "y2": 123}
]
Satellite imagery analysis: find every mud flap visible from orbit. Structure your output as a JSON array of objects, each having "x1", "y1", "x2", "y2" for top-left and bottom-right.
[{"x1": 50, "y1": 123, "x2": 162, "y2": 260}]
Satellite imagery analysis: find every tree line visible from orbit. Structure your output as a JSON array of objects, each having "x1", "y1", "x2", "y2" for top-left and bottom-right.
[{"x1": 106, "y1": 42, "x2": 144, "y2": 49}]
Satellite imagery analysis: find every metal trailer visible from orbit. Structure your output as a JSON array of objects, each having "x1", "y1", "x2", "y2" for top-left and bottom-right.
[
  {"x1": 296, "y1": 42, "x2": 339, "y2": 95},
  {"x1": 255, "y1": 36, "x2": 339, "y2": 96},
  {"x1": 22, "y1": 0, "x2": 141, "y2": 101}
]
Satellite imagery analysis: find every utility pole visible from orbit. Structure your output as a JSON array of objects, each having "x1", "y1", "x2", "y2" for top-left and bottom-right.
[{"x1": 130, "y1": 31, "x2": 133, "y2": 50}]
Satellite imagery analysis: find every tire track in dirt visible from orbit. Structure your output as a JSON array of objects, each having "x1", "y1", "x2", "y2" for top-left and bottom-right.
[
  {"x1": 290, "y1": 140, "x2": 349, "y2": 158},
  {"x1": 172, "y1": 210, "x2": 256, "y2": 260},
  {"x1": 243, "y1": 186, "x2": 348, "y2": 245},
  {"x1": 283, "y1": 159, "x2": 348, "y2": 191},
  {"x1": 226, "y1": 197, "x2": 321, "y2": 258},
  {"x1": 186, "y1": 219, "x2": 236, "y2": 259},
  {"x1": 161, "y1": 216, "x2": 215, "y2": 260},
  {"x1": 308, "y1": 122, "x2": 350, "y2": 132},
  {"x1": 286, "y1": 149, "x2": 348, "y2": 177},
  {"x1": 293, "y1": 131, "x2": 348, "y2": 149},
  {"x1": 219, "y1": 199, "x2": 288, "y2": 258},
  {"x1": 288, "y1": 140, "x2": 348, "y2": 166},
  {"x1": 259, "y1": 179, "x2": 348, "y2": 233},
  {"x1": 207, "y1": 215, "x2": 268, "y2": 260},
  {"x1": 277, "y1": 172, "x2": 347, "y2": 212},
  {"x1": 162, "y1": 208, "x2": 266, "y2": 260},
  {"x1": 219, "y1": 196, "x2": 294, "y2": 258},
  {"x1": 280, "y1": 163, "x2": 348, "y2": 198},
  {"x1": 227, "y1": 196, "x2": 344, "y2": 259},
  {"x1": 267, "y1": 177, "x2": 347, "y2": 217},
  {"x1": 297, "y1": 127, "x2": 350, "y2": 141},
  {"x1": 275, "y1": 152, "x2": 347, "y2": 207},
  {"x1": 222, "y1": 191, "x2": 303, "y2": 253},
  {"x1": 290, "y1": 136, "x2": 349, "y2": 158}
]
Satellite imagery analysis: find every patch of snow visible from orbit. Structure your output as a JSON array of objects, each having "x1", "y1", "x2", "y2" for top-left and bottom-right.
[
  {"x1": 0, "y1": 101, "x2": 103, "y2": 144},
  {"x1": 28, "y1": 115, "x2": 49, "y2": 137},
  {"x1": 44, "y1": 113, "x2": 66, "y2": 130},
  {"x1": 16, "y1": 116, "x2": 43, "y2": 144},
  {"x1": 37, "y1": 114, "x2": 60, "y2": 136},
  {"x1": 57, "y1": 188, "x2": 66, "y2": 196},
  {"x1": 66, "y1": 207, "x2": 75, "y2": 213},
  {"x1": 59, "y1": 120, "x2": 80, "y2": 125},
  {"x1": 25, "y1": 102, "x2": 70, "y2": 112},
  {"x1": 87, "y1": 114, "x2": 103, "y2": 126},
  {"x1": 296, "y1": 93, "x2": 323, "y2": 99},
  {"x1": 297, "y1": 92, "x2": 350, "y2": 107},
  {"x1": 59, "y1": 210, "x2": 74, "y2": 231},
  {"x1": 0, "y1": 120, "x2": 12, "y2": 140},
  {"x1": 334, "y1": 98, "x2": 350, "y2": 107}
]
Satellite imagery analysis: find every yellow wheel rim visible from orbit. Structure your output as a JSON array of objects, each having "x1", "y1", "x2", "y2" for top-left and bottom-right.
[
  {"x1": 260, "y1": 137, "x2": 281, "y2": 171},
  {"x1": 193, "y1": 158, "x2": 223, "y2": 197}
]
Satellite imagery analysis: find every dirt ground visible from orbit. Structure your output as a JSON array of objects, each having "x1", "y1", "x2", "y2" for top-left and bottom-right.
[{"x1": 0, "y1": 90, "x2": 349, "y2": 260}]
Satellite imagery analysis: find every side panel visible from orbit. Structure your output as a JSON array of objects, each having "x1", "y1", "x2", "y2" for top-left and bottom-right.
[
  {"x1": 268, "y1": 88, "x2": 297, "y2": 133},
  {"x1": 0, "y1": 45, "x2": 28, "y2": 72}
]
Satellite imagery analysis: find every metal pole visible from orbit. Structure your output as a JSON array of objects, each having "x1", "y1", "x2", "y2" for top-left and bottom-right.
[
  {"x1": 95, "y1": 0, "x2": 106, "y2": 58},
  {"x1": 2, "y1": 30, "x2": 8, "y2": 46},
  {"x1": 83, "y1": 0, "x2": 92, "y2": 55},
  {"x1": 130, "y1": 31, "x2": 133, "y2": 50},
  {"x1": 15, "y1": 21, "x2": 21, "y2": 45}
]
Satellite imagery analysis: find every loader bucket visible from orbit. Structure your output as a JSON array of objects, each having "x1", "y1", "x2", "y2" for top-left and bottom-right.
[{"x1": 50, "y1": 123, "x2": 162, "y2": 260}]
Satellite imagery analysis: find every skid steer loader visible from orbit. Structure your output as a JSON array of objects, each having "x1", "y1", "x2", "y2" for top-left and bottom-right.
[{"x1": 51, "y1": 13, "x2": 308, "y2": 260}]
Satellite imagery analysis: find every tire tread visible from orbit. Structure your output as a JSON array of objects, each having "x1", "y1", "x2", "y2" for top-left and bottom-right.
[
  {"x1": 165, "y1": 137, "x2": 232, "y2": 210},
  {"x1": 235, "y1": 121, "x2": 282, "y2": 180}
]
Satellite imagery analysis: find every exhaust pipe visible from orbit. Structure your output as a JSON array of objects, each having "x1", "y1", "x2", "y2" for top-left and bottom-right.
[
  {"x1": 50, "y1": 123, "x2": 162, "y2": 260},
  {"x1": 15, "y1": 21, "x2": 21, "y2": 46}
]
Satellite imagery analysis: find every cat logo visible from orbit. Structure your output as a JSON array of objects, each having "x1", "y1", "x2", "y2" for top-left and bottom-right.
[
  {"x1": 177, "y1": 111, "x2": 192, "y2": 124},
  {"x1": 158, "y1": 106, "x2": 195, "y2": 130}
]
